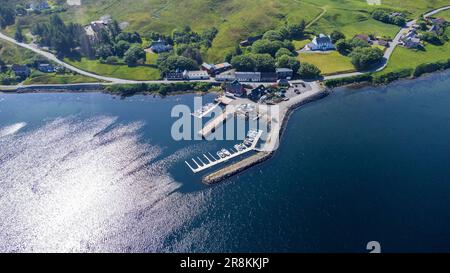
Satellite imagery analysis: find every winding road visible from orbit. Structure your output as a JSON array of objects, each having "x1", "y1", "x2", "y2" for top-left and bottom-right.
[{"x1": 1, "y1": 5, "x2": 450, "y2": 89}]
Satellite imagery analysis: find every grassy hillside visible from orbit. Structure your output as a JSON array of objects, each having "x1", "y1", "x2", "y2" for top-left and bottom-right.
[
  {"x1": 55, "y1": 0, "x2": 449, "y2": 62},
  {"x1": 0, "y1": 40, "x2": 37, "y2": 65}
]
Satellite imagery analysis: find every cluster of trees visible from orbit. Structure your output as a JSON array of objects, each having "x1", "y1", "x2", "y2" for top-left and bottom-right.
[
  {"x1": 30, "y1": 15, "x2": 147, "y2": 65},
  {"x1": 31, "y1": 15, "x2": 86, "y2": 58},
  {"x1": 0, "y1": 57, "x2": 19, "y2": 85},
  {"x1": 227, "y1": 21, "x2": 310, "y2": 75},
  {"x1": 349, "y1": 47, "x2": 384, "y2": 71},
  {"x1": 153, "y1": 26, "x2": 218, "y2": 75},
  {"x1": 0, "y1": 4, "x2": 16, "y2": 28},
  {"x1": 421, "y1": 32, "x2": 449, "y2": 46},
  {"x1": 106, "y1": 82, "x2": 218, "y2": 96},
  {"x1": 332, "y1": 31, "x2": 384, "y2": 71},
  {"x1": 372, "y1": 9, "x2": 406, "y2": 26}
]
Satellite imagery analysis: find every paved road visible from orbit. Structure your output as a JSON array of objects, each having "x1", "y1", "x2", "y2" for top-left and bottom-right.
[{"x1": 1, "y1": 5, "x2": 449, "y2": 89}]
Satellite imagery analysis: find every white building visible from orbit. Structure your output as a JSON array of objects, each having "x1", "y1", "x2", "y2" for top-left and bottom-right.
[
  {"x1": 305, "y1": 34, "x2": 335, "y2": 51},
  {"x1": 183, "y1": 70, "x2": 210, "y2": 80}
]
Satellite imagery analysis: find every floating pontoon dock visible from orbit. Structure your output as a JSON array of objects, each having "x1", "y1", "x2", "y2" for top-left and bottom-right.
[{"x1": 185, "y1": 130, "x2": 263, "y2": 173}]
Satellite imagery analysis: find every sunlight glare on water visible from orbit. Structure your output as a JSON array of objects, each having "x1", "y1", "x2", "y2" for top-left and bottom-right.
[{"x1": 0, "y1": 116, "x2": 208, "y2": 252}]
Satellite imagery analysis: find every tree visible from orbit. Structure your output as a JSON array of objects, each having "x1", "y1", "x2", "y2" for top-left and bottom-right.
[
  {"x1": 263, "y1": 30, "x2": 285, "y2": 41},
  {"x1": 421, "y1": 32, "x2": 446, "y2": 45},
  {"x1": 330, "y1": 31, "x2": 346, "y2": 43},
  {"x1": 298, "y1": 62, "x2": 321, "y2": 79},
  {"x1": 286, "y1": 22, "x2": 305, "y2": 39},
  {"x1": 349, "y1": 47, "x2": 384, "y2": 71},
  {"x1": 95, "y1": 44, "x2": 114, "y2": 59},
  {"x1": 0, "y1": 5, "x2": 15, "y2": 28},
  {"x1": 158, "y1": 55, "x2": 198, "y2": 74},
  {"x1": 252, "y1": 54, "x2": 276, "y2": 72},
  {"x1": 276, "y1": 55, "x2": 300, "y2": 73},
  {"x1": 275, "y1": 48, "x2": 294, "y2": 59},
  {"x1": 181, "y1": 46, "x2": 202, "y2": 65},
  {"x1": 231, "y1": 55, "x2": 256, "y2": 71},
  {"x1": 114, "y1": 40, "x2": 130, "y2": 57},
  {"x1": 252, "y1": 39, "x2": 283, "y2": 57},
  {"x1": 124, "y1": 45, "x2": 146, "y2": 66},
  {"x1": 335, "y1": 39, "x2": 353, "y2": 55},
  {"x1": 15, "y1": 25, "x2": 24, "y2": 42}
]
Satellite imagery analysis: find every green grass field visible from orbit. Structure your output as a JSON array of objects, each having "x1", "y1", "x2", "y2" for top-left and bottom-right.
[
  {"x1": 436, "y1": 9, "x2": 450, "y2": 21},
  {"x1": 298, "y1": 51, "x2": 355, "y2": 75},
  {"x1": 293, "y1": 38, "x2": 311, "y2": 50},
  {"x1": 23, "y1": 73, "x2": 100, "y2": 85},
  {"x1": 64, "y1": 57, "x2": 161, "y2": 80},
  {"x1": 379, "y1": 37, "x2": 450, "y2": 75},
  {"x1": 0, "y1": 40, "x2": 37, "y2": 64}
]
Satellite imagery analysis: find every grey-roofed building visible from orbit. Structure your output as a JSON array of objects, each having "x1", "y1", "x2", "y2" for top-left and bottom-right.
[
  {"x1": 183, "y1": 70, "x2": 210, "y2": 80},
  {"x1": 306, "y1": 34, "x2": 335, "y2": 51},
  {"x1": 224, "y1": 80, "x2": 245, "y2": 96},
  {"x1": 150, "y1": 39, "x2": 173, "y2": 53},
  {"x1": 215, "y1": 74, "x2": 236, "y2": 82},
  {"x1": 260, "y1": 72, "x2": 277, "y2": 82},
  {"x1": 166, "y1": 71, "x2": 184, "y2": 81},
  {"x1": 235, "y1": 72, "x2": 261, "y2": 82},
  {"x1": 276, "y1": 68, "x2": 294, "y2": 80}
]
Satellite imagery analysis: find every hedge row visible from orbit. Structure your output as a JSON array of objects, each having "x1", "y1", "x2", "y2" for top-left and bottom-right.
[
  {"x1": 413, "y1": 59, "x2": 450, "y2": 77},
  {"x1": 106, "y1": 82, "x2": 219, "y2": 96},
  {"x1": 325, "y1": 59, "x2": 450, "y2": 88}
]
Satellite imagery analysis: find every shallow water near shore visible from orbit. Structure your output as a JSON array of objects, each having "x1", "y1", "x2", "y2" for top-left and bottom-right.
[{"x1": 0, "y1": 71, "x2": 450, "y2": 252}]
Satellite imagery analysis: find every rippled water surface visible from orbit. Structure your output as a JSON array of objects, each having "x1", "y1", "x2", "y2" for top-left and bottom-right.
[{"x1": 1, "y1": 71, "x2": 450, "y2": 252}]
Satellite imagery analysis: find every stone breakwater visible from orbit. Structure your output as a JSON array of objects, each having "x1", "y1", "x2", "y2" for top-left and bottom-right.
[
  {"x1": 202, "y1": 152, "x2": 273, "y2": 185},
  {"x1": 202, "y1": 86, "x2": 329, "y2": 184}
]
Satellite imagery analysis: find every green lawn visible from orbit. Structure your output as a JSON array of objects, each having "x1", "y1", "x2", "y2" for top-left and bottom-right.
[
  {"x1": 293, "y1": 39, "x2": 311, "y2": 50},
  {"x1": 298, "y1": 51, "x2": 355, "y2": 75},
  {"x1": 379, "y1": 29, "x2": 450, "y2": 75},
  {"x1": 436, "y1": 9, "x2": 450, "y2": 21},
  {"x1": 64, "y1": 57, "x2": 161, "y2": 81},
  {"x1": 0, "y1": 40, "x2": 37, "y2": 65},
  {"x1": 23, "y1": 73, "x2": 100, "y2": 85}
]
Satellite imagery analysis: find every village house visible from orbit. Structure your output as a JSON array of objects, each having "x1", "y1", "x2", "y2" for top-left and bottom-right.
[
  {"x1": 29, "y1": 1, "x2": 50, "y2": 11},
  {"x1": 150, "y1": 39, "x2": 173, "y2": 53},
  {"x1": 38, "y1": 63, "x2": 55, "y2": 73},
  {"x1": 215, "y1": 73, "x2": 236, "y2": 82},
  {"x1": 305, "y1": 34, "x2": 335, "y2": 51},
  {"x1": 276, "y1": 68, "x2": 294, "y2": 80},
  {"x1": 11, "y1": 65, "x2": 31, "y2": 78},
  {"x1": 201, "y1": 62, "x2": 232, "y2": 75},
  {"x1": 165, "y1": 71, "x2": 184, "y2": 81},
  {"x1": 401, "y1": 30, "x2": 423, "y2": 49},
  {"x1": 84, "y1": 18, "x2": 110, "y2": 38},
  {"x1": 224, "y1": 80, "x2": 245, "y2": 97},
  {"x1": 248, "y1": 85, "x2": 268, "y2": 102},
  {"x1": 239, "y1": 35, "x2": 263, "y2": 47},
  {"x1": 235, "y1": 72, "x2": 261, "y2": 82},
  {"x1": 182, "y1": 70, "x2": 210, "y2": 80},
  {"x1": 354, "y1": 34, "x2": 372, "y2": 44}
]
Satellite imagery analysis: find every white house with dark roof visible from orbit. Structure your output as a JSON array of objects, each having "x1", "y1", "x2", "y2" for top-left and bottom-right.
[{"x1": 305, "y1": 34, "x2": 335, "y2": 51}]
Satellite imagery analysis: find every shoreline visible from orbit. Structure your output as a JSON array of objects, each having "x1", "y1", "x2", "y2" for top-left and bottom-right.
[{"x1": 199, "y1": 69, "x2": 450, "y2": 184}]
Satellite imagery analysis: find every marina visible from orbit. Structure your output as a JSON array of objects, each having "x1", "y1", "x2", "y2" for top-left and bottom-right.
[
  {"x1": 185, "y1": 129, "x2": 263, "y2": 173},
  {"x1": 198, "y1": 107, "x2": 236, "y2": 138},
  {"x1": 191, "y1": 103, "x2": 220, "y2": 118}
]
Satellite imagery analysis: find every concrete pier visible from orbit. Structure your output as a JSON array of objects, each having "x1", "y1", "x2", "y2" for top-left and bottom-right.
[{"x1": 198, "y1": 107, "x2": 236, "y2": 138}]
